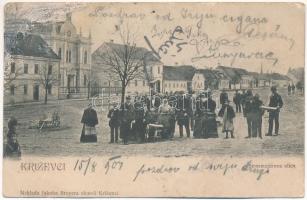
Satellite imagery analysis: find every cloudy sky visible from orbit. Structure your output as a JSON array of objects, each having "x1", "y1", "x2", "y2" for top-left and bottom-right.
[{"x1": 5, "y1": 2, "x2": 305, "y2": 74}]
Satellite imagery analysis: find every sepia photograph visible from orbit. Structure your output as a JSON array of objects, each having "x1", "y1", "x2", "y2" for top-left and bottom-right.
[{"x1": 2, "y1": 1, "x2": 305, "y2": 197}]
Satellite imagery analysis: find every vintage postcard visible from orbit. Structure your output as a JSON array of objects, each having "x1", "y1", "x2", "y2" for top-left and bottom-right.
[{"x1": 2, "y1": 1, "x2": 305, "y2": 198}]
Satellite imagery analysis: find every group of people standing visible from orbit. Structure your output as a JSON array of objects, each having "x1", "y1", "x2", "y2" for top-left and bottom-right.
[
  {"x1": 288, "y1": 83, "x2": 296, "y2": 95},
  {"x1": 220, "y1": 86, "x2": 283, "y2": 139},
  {"x1": 80, "y1": 86, "x2": 284, "y2": 144}
]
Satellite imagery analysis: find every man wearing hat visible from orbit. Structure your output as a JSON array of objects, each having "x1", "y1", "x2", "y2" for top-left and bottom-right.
[
  {"x1": 120, "y1": 96, "x2": 135, "y2": 144},
  {"x1": 267, "y1": 86, "x2": 283, "y2": 136}
]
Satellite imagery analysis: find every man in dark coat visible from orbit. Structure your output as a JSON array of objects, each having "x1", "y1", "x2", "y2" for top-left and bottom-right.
[
  {"x1": 120, "y1": 96, "x2": 135, "y2": 144},
  {"x1": 244, "y1": 89, "x2": 254, "y2": 138},
  {"x1": 252, "y1": 94, "x2": 264, "y2": 138},
  {"x1": 80, "y1": 102, "x2": 98, "y2": 143},
  {"x1": 107, "y1": 103, "x2": 120, "y2": 143},
  {"x1": 133, "y1": 99, "x2": 146, "y2": 143},
  {"x1": 176, "y1": 95, "x2": 190, "y2": 138},
  {"x1": 233, "y1": 90, "x2": 242, "y2": 113},
  {"x1": 168, "y1": 95, "x2": 177, "y2": 138},
  {"x1": 266, "y1": 86, "x2": 283, "y2": 136},
  {"x1": 186, "y1": 94, "x2": 195, "y2": 131}
]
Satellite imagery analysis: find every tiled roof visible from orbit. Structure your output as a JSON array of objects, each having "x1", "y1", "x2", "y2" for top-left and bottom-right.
[
  {"x1": 5, "y1": 32, "x2": 59, "y2": 59},
  {"x1": 163, "y1": 65, "x2": 195, "y2": 81},
  {"x1": 92, "y1": 42, "x2": 161, "y2": 63}
]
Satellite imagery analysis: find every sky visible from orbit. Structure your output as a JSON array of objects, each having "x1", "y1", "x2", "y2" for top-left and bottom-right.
[{"x1": 4, "y1": 2, "x2": 305, "y2": 74}]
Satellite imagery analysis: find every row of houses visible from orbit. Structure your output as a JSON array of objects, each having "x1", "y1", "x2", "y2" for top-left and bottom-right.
[
  {"x1": 4, "y1": 13, "x2": 301, "y2": 104},
  {"x1": 90, "y1": 41, "x2": 294, "y2": 95}
]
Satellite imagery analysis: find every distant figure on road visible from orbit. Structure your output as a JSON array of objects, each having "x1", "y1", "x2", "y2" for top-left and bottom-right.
[
  {"x1": 291, "y1": 83, "x2": 296, "y2": 94},
  {"x1": 218, "y1": 99, "x2": 235, "y2": 139},
  {"x1": 80, "y1": 102, "x2": 98, "y2": 143},
  {"x1": 266, "y1": 86, "x2": 283, "y2": 136},
  {"x1": 233, "y1": 90, "x2": 242, "y2": 113},
  {"x1": 220, "y1": 89, "x2": 228, "y2": 105},
  {"x1": 240, "y1": 89, "x2": 247, "y2": 113},
  {"x1": 288, "y1": 84, "x2": 291, "y2": 95}
]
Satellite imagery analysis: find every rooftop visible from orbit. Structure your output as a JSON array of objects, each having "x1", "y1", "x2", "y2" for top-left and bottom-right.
[
  {"x1": 5, "y1": 32, "x2": 60, "y2": 59},
  {"x1": 163, "y1": 65, "x2": 195, "y2": 81}
]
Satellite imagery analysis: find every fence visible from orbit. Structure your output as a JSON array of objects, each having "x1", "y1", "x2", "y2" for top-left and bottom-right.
[{"x1": 59, "y1": 86, "x2": 122, "y2": 99}]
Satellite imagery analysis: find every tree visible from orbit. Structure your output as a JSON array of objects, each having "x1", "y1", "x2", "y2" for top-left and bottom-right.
[
  {"x1": 38, "y1": 61, "x2": 58, "y2": 104},
  {"x1": 98, "y1": 27, "x2": 146, "y2": 105}
]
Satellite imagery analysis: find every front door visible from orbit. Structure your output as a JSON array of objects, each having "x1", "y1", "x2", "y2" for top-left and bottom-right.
[{"x1": 33, "y1": 85, "x2": 39, "y2": 101}]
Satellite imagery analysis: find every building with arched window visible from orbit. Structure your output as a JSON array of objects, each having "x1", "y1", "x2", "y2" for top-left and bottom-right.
[{"x1": 7, "y1": 13, "x2": 92, "y2": 99}]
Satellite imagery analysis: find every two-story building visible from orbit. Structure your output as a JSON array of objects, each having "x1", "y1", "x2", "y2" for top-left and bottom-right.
[
  {"x1": 5, "y1": 13, "x2": 92, "y2": 99},
  {"x1": 91, "y1": 42, "x2": 163, "y2": 96},
  {"x1": 163, "y1": 65, "x2": 195, "y2": 94},
  {"x1": 216, "y1": 66, "x2": 254, "y2": 89},
  {"x1": 4, "y1": 32, "x2": 60, "y2": 104},
  {"x1": 192, "y1": 69, "x2": 230, "y2": 91},
  {"x1": 28, "y1": 13, "x2": 92, "y2": 98}
]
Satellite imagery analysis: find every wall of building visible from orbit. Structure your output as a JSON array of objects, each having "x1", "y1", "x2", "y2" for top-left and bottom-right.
[
  {"x1": 4, "y1": 55, "x2": 60, "y2": 104},
  {"x1": 192, "y1": 73, "x2": 205, "y2": 91},
  {"x1": 126, "y1": 79, "x2": 150, "y2": 95},
  {"x1": 218, "y1": 79, "x2": 230, "y2": 89},
  {"x1": 163, "y1": 80, "x2": 188, "y2": 93}
]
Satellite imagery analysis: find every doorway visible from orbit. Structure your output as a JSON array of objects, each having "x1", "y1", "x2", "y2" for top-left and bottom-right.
[{"x1": 33, "y1": 85, "x2": 39, "y2": 101}]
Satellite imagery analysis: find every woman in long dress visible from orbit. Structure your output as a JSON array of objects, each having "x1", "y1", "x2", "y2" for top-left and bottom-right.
[
  {"x1": 218, "y1": 100, "x2": 235, "y2": 139},
  {"x1": 193, "y1": 95, "x2": 204, "y2": 138},
  {"x1": 203, "y1": 92, "x2": 218, "y2": 138}
]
